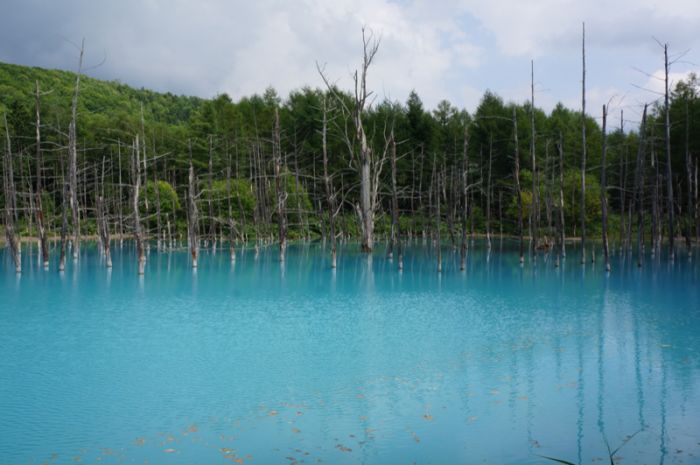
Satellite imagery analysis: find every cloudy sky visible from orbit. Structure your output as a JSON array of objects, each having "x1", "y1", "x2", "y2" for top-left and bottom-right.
[{"x1": 1, "y1": 0, "x2": 699, "y2": 125}]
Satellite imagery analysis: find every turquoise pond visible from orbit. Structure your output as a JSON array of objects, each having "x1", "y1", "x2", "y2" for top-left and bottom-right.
[{"x1": 1, "y1": 240, "x2": 699, "y2": 465}]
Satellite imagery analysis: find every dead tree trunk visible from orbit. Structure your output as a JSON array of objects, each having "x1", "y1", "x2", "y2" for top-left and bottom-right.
[
  {"x1": 513, "y1": 108, "x2": 525, "y2": 263},
  {"x1": 34, "y1": 81, "x2": 49, "y2": 268},
  {"x1": 3, "y1": 114, "x2": 20, "y2": 273},
  {"x1": 530, "y1": 60, "x2": 539, "y2": 252},
  {"x1": 580, "y1": 22, "x2": 588, "y2": 264},
  {"x1": 131, "y1": 136, "x2": 145, "y2": 275},
  {"x1": 460, "y1": 126, "x2": 469, "y2": 271},
  {"x1": 208, "y1": 135, "x2": 216, "y2": 247},
  {"x1": 321, "y1": 97, "x2": 339, "y2": 269},
  {"x1": 97, "y1": 156, "x2": 112, "y2": 268},
  {"x1": 58, "y1": 154, "x2": 68, "y2": 272},
  {"x1": 389, "y1": 131, "x2": 403, "y2": 270},
  {"x1": 153, "y1": 151, "x2": 163, "y2": 250},
  {"x1": 557, "y1": 132, "x2": 566, "y2": 262},
  {"x1": 619, "y1": 110, "x2": 628, "y2": 252},
  {"x1": 632, "y1": 105, "x2": 648, "y2": 267},
  {"x1": 117, "y1": 141, "x2": 124, "y2": 245},
  {"x1": 273, "y1": 108, "x2": 287, "y2": 261},
  {"x1": 651, "y1": 130, "x2": 661, "y2": 256},
  {"x1": 601, "y1": 104, "x2": 610, "y2": 272},
  {"x1": 684, "y1": 99, "x2": 693, "y2": 257},
  {"x1": 187, "y1": 140, "x2": 199, "y2": 269},
  {"x1": 434, "y1": 158, "x2": 442, "y2": 273},
  {"x1": 486, "y1": 134, "x2": 493, "y2": 250},
  {"x1": 663, "y1": 43, "x2": 675, "y2": 260},
  {"x1": 318, "y1": 28, "x2": 382, "y2": 252},
  {"x1": 68, "y1": 40, "x2": 84, "y2": 261},
  {"x1": 226, "y1": 144, "x2": 237, "y2": 261}
]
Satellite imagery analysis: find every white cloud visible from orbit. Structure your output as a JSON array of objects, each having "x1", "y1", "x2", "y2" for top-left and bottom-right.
[
  {"x1": 457, "y1": 0, "x2": 700, "y2": 58},
  {"x1": 0, "y1": 0, "x2": 698, "y2": 117}
]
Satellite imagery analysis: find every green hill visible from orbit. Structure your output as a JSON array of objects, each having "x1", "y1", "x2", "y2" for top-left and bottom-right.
[{"x1": 0, "y1": 61, "x2": 204, "y2": 127}]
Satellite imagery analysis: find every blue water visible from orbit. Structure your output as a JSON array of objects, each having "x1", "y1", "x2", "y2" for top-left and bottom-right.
[{"x1": 1, "y1": 240, "x2": 699, "y2": 465}]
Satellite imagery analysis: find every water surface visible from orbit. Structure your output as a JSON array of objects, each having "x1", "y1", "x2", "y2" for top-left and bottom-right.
[{"x1": 1, "y1": 241, "x2": 699, "y2": 464}]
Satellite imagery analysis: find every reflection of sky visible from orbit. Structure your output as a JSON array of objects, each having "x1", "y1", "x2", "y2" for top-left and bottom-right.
[{"x1": 0, "y1": 241, "x2": 699, "y2": 464}]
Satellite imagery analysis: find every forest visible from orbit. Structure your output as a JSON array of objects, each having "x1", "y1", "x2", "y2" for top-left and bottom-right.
[{"x1": 1, "y1": 31, "x2": 699, "y2": 274}]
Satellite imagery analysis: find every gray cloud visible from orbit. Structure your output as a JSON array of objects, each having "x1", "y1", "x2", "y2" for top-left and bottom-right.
[{"x1": 0, "y1": 0, "x2": 698, "y2": 116}]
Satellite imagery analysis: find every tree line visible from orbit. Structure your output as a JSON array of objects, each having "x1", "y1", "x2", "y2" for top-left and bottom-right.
[{"x1": 1, "y1": 28, "x2": 699, "y2": 274}]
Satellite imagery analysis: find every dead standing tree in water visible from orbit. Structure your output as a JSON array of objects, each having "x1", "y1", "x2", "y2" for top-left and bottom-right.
[
  {"x1": 320, "y1": 96, "x2": 341, "y2": 269},
  {"x1": 683, "y1": 98, "x2": 694, "y2": 258},
  {"x1": 388, "y1": 130, "x2": 404, "y2": 270},
  {"x1": 555, "y1": 131, "x2": 566, "y2": 266},
  {"x1": 3, "y1": 114, "x2": 20, "y2": 273},
  {"x1": 97, "y1": 156, "x2": 112, "y2": 268},
  {"x1": 600, "y1": 104, "x2": 611, "y2": 272},
  {"x1": 513, "y1": 108, "x2": 525, "y2": 264},
  {"x1": 318, "y1": 27, "x2": 384, "y2": 252},
  {"x1": 631, "y1": 105, "x2": 648, "y2": 267},
  {"x1": 580, "y1": 22, "x2": 588, "y2": 264},
  {"x1": 662, "y1": 42, "x2": 675, "y2": 260},
  {"x1": 432, "y1": 156, "x2": 442, "y2": 273},
  {"x1": 225, "y1": 145, "x2": 238, "y2": 262},
  {"x1": 530, "y1": 60, "x2": 540, "y2": 253},
  {"x1": 131, "y1": 137, "x2": 145, "y2": 275},
  {"x1": 460, "y1": 125, "x2": 470, "y2": 271},
  {"x1": 58, "y1": 155, "x2": 69, "y2": 272},
  {"x1": 68, "y1": 40, "x2": 84, "y2": 261},
  {"x1": 273, "y1": 108, "x2": 288, "y2": 261},
  {"x1": 34, "y1": 81, "x2": 49, "y2": 268},
  {"x1": 187, "y1": 141, "x2": 200, "y2": 268}
]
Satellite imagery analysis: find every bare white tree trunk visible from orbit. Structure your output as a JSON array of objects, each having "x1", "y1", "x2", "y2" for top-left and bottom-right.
[
  {"x1": 3, "y1": 113, "x2": 20, "y2": 273},
  {"x1": 33, "y1": 81, "x2": 49, "y2": 268},
  {"x1": 632, "y1": 105, "x2": 648, "y2": 267},
  {"x1": 68, "y1": 40, "x2": 84, "y2": 261},
  {"x1": 513, "y1": 108, "x2": 525, "y2": 263},
  {"x1": 580, "y1": 23, "x2": 588, "y2": 264},
  {"x1": 601, "y1": 105, "x2": 610, "y2": 272},
  {"x1": 663, "y1": 43, "x2": 675, "y2": 260},
  {"x1": 273, "y1": 108, "x2": 287, "y2": 261},
  {"x1": 321, "y1": 96, "x2": 339, "y2": 269},
  {"x1": 187, "y1": 140, "x2": 199, "y2": 269},
  {"x1": 530, "y1": 60, "x2": 539, "y2": 252},
  {"x1": 318, "y1": 28, "x2": 382, "y2": 253},
  {"x1": 460, "y1": 126, "x2": 469, "y2": 271},
  {"x1": 97, "y1": 156, "x2": 112, "y2": 268},
  {"x1": 132, "y1": 136, "x2": 145, "y2": 275}
]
